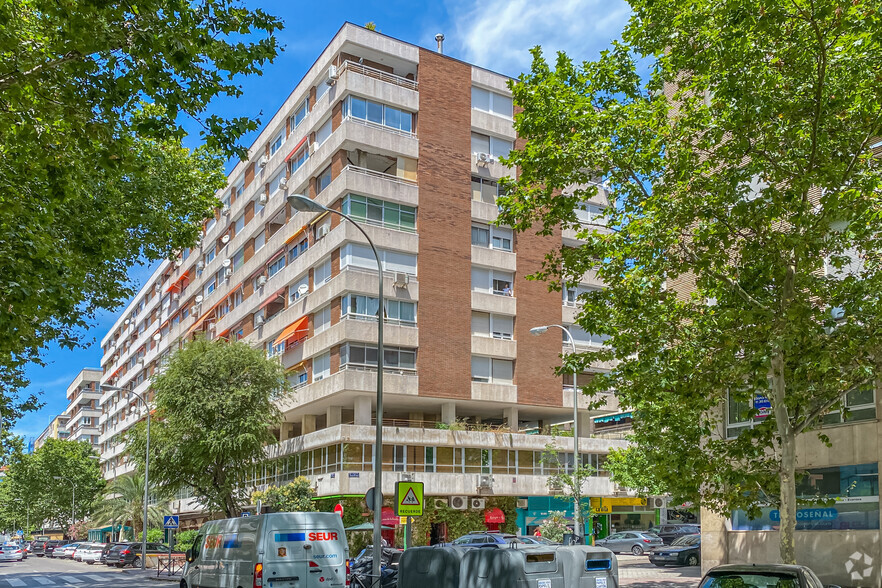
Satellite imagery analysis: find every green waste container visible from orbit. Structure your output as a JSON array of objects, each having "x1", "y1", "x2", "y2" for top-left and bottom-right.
[{"x1": 398, "y1": 545, "x2": 470, "y2": 588}]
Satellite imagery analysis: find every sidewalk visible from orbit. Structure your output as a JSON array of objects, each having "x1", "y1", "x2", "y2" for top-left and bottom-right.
[{"x1": 121, "y1": 567, "x2": 181, "y2": 583}]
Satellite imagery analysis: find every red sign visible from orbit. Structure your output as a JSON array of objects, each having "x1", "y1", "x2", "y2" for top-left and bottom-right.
[
  {"x1": 381, "y1": 507, "x2": 399, "y2": 526},
  {"x1": 334, "y1": 503, "x2": 344, "y2": 518},
  {"x1": 484, "y1": 507, "x2": 506, "y2": 524},
  {"x1": 308, "y1": 532, "x2": 338, "y2": 541}
]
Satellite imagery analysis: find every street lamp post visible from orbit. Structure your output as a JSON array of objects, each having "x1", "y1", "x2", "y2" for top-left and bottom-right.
[
  {"x1": 53, "y1": 476, "x2": 76, "y2": 537},
  {"x1": 103, "y1": 384, "x2": 150, "y2": 570},
  {"x1": 288, "y1": 193, "x2": 385, "y2": 584},
  {"x1": 530, "y1": 324, "x2": 582, "y2": 541}
]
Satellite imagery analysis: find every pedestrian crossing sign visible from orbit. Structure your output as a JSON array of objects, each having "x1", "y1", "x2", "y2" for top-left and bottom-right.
[
  {"x1": 163, "y1": 515, "x2": 180, "y2": 529},
  {"x1": 395, "y1": 481, "x2": 423, "y2": 516}
]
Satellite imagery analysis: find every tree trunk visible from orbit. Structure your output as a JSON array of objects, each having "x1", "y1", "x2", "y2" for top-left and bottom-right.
[{"x1": 770, "y1": 352, "x2": 797, "y2": 564}]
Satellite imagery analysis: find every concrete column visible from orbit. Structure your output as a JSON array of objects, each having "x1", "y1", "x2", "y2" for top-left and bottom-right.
[
  {"x1": 302, "y1": 414, "x2": 317, "y2": 435},
  {"x1": 354, "y1": 396, "x2": 372, "y2": 426},
  {"x1": 504, "y1": 406, "x2": 519, "y2": 431},
  {"x1": 327, "y1": 406, "x2": 343, "y2": 427},
  {"x1": 578, "y1": 412, "x2": 594, "y2": 438},
  {"x1": 441, "y1": 402, "x2": 456, "y2": 425},
  {"x1": 280, "y1": 422, "x2": 295, "y2": 441}
]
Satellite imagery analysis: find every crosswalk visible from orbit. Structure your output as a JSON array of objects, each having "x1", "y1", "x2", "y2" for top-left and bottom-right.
[{"x1": 0, "y1": 573, "x2": 152, "y2": 587}]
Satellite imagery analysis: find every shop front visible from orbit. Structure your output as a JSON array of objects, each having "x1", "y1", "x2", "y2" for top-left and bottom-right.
[{"x1": 517, "y1": 496, "x2": 590, "y2": 536}]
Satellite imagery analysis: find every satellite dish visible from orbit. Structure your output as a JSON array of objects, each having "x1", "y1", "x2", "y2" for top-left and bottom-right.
[
  {"x1": 297, "y1": 284, "x2": 310, "y2": 296},
  {"x1": 153, "y1": 333, "x2": 162, "y2": 341},
  {"x1": 222, "y1": 259, "x2": 232, "y2": 267},
  {"x1": 124, "y1": 319, "x2": 130, "y2": 325},
  {"x1": 221, "y1": 234, "x2": 230, "y2": 244},
  {"x1": 195, "y1": 295, "x2": 204, "y2": 304}
]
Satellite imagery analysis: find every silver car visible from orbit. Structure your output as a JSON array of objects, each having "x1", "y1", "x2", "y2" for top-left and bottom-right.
[{"x1": 596, "y1": 531, "x2": 663, "y2": 555}]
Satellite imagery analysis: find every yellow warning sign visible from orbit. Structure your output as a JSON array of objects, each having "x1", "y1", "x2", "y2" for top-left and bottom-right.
[{"x1": 395, "y1": 481, "x2": 424, "y2": 516}]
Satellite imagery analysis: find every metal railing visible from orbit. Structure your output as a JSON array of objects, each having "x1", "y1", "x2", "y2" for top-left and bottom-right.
[
  {"x1": 339, "y1": 60, "x2": 418, "y2": 91},
  {"x1": 342, "y1": 114, "x2": 417, "y2": 140},
  {"x1": 344, "y1": 163, "x2": 417, "y2": 186}
]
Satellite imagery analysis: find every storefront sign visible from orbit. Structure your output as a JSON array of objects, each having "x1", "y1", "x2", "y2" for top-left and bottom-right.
[{"x1": 770, "y1": 508, "x2": 838, "y2": 522}]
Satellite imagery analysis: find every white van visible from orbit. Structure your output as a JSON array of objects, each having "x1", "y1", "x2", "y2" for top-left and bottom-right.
[{"x1": 181, "y1": 512, "x2": 349, "y2": 588}]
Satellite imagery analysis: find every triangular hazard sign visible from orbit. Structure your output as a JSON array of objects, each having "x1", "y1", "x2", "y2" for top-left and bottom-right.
[{"x1": 401, "y1": 487, "x2": 420, "y2": 506}]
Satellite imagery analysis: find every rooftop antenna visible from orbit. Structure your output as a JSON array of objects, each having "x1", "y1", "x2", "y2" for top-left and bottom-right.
[{"x1": 435, "y1": 33, "x2": 445, "y2": 54}]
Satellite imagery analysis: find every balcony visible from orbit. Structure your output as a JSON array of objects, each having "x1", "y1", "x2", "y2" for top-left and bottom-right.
[
  {"x1": 471, "y1": 291, "x2": 517, "y2": 315},
  {"x1": 339, "y1": 60, "x2": 418, "y2": 92},
  {"x1": 276, "y1": 368, "x2": 419, "y2": 416},
  {"x1": 471, "y1": 245, "x2": 516, "y2": 272}
]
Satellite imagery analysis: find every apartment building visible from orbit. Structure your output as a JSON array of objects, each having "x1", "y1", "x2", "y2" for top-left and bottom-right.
[
  {"x1": 97, "y1": 23, "x2": 635, "y2": 535},
  {"x1": 60, "y1": 368, "x2": 103, "y2": 453},
  {"x1": 33, "y1": 414, "x2": 70, "y2": 450}
]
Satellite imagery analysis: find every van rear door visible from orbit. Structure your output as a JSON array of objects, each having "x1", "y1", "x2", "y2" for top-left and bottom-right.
[{"x1": 264, "y1": 528, "x2": 346, "y2": 588}]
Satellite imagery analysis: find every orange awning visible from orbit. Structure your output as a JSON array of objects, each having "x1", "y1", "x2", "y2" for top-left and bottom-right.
[
  {"x1": 284, "y1": 225, "x2": 309, "y2": 245},
  {"x1": 274, "y1": 315, "x2": 309, "y2": 346},
  {"x1": 259, "y1": 288, "x2": 286, "y2": 310},
  {"x1": 184, "y1": 300, "x2": 223, "y2": 338},
  {"x1": 165, "y1": 270, "x2": 189, "y2": 293},
  {"x1": 284, "y1": 136, "x2": 308, "y2": 162}
]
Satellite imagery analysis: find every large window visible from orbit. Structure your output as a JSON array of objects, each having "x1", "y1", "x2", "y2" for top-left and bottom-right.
[
  {"x1": 313, "y1": 352, "x2": 330, "y2": 381},
  {"x1": 340, "y1": 343, "x2": 416, "y2": 371},
  {"x1": 563, "y1": 284, "x2": 598, "y2": 307},
  {"x1": 342, "y1": 194, "x2": 416, "y2": 232},
  {"x1": 342, "y1": 294, "x2": 416, "y2": 326},
  {"x1": 270, "y1": 132, "x2": 283, "y2": 156},
  {"x1": 576, "y1": 202, "x2": 608, "y2": 225},
  {"x1": 471, "y1": 87, "x2": 513, "y2": 118},
  {"x1": 314, "y1": 258, "x2": 332, "y2": 286},
  {"x1": 289, "y1": 142, "x2": 309, "y2": 174},
  {"x1": 317, "y1": 166, "x2": 332, "y2": 193},
  {"x1": 471, "y1": 267, "x2": 514, "y2": 296},
  {"x1": 291, "y1": 98, "x2": 309, "y2": 129},
  {"x1": 471, "y1": 356, "x2": 514, "y2": 384},
  {"x1": 315, "y1": 117, "x2": 332, "y2": 146},
  {"x1": 269, "y1": 171, "x2": 286, "y2": 195},
  {"x1": 342, "y1": 96, "x2": 413, "y2": 133},
  {"x1": 471, "y1": 312, "x2": 513, "y2": 340},
  {"x1": 340, "y1": 244, "x2": 417, "y2": 275},
  {"x1": 267, "y1": 255, "x2": 286, "y2": 278},
  {"x1": 566, "y1": 325, "x2": 609, "y2": 348},
  {"x1": 471, "y1": 176, "x2": 504, "y2": 204},
  {"x1": 288, "y1": 237, "x2": 309, "y2": 263},
  {"x1": 313, "y1": 305, "x2": 331, "y2": 335},
  {"x1": 823, "y1": 387, "x2": 876, "y2": 425},
  {"x1": 254, "y1": 230, "x2": 266, "y2": 253},
  {"x1": 288, "y1": 273, "x2": 309, "y2": 302},
  {"x1": 234, "y1": 214, "x2": 245, "y2": 237},
  {"x1": 471, "y1": 223, "x2": 512, "y2": 251},
  {"x1": 471, "y1": 132, "x2": 512, "y2": 160}
]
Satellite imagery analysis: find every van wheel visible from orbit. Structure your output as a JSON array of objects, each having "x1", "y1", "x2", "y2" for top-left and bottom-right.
[{"x1": 631, "y1": 545, "x2": 644, "y2": 556}]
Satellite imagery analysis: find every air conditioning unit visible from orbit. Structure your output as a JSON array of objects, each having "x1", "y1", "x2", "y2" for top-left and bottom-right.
[
  {"x1": 450, "y1": 496, "x2": 468, "y2": 510},
  {"x1": 255, "y1": 314, "x2": 265, "y2": 326},
  {"x1": 196, "y1": 260, "x2": 205, "y2": 270},
  {"x1": 279, "y1": 176, "x2": 288, "y2": 190},
  {"x1": 154, "y1": 284, "x2": 162, "y2": 293},
  {"x1": 222, "y1": 205, "x2": 231, "y2": 216},
  {"x1": 433, "y1": 498, "x2": 449, "y2": 509},
  {"x1": 651, "y1": 497, "x2": 667, "y2": 509},
  {"x1": 326, "y1": 65, "x2": 339, "y2": 85},
  {"x1": 225, "y1": 268, "x2": 233, "y2": 278},
  {"x1": 477, "y1": 474, "x2": 494, "y2": 489},
  {"x1": 172, "y1": 293, "x2": 180, "y2": 301},
  {"x1": 174, "y1": 260, "x2": 182, "y2": 268},
  {"x1": 470, "y1": 498, "x2": 486, "y2": 510},
  {"x1": 258, "y1": 193, "x2": 268, "y2": 204},
  {"x1": 516, "y1": 499, "x2": 528, "y2": 509},
  {"x1": 393, "y1": 272, "x2": 409, "y2": 287},
  {"x1": 476, "y1": 152, "x2": 494, "y2": 166},
  {"x1": 316, "y1": 224, "x2": 330, "y2": 239},
  {"x1": 309, "y1": 142, "x2": 317, "y2": 155},
  {"x1": 257, "y1": 275, "x2": 268, "y2": 288},
  {"x1": 259, "y1": 154, "x2": 269, "y2": 168}
]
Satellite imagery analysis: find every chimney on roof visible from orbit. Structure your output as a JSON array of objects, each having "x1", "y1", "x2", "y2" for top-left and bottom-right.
[{"x1": 435, "y1": 33, "x2": 445, "y2": 54}]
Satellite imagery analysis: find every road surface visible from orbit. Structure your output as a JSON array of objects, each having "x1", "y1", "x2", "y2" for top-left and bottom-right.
[{"x1": 0, "y1": 555, "x2": 174, "y2": 587}]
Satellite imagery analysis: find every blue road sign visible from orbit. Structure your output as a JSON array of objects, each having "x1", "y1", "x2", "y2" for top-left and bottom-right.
[
  {"x1": 241, "y1": 512, "x2": 252, "y2": 517},
  {"x1": 163, "y1": 515, "x2": 180, "y2": 529},
  {"x1": 16, "y1": 530, "x2": 23, "y2": 536}
]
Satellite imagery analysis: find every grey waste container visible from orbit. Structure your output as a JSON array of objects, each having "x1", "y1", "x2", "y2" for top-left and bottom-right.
[
  {"x1": 398, "y1": 545, "x2": 470, "y2": 588},
  {"x1": 461, "y1": 547, "x2": 566, "y2": 588},
  {"x1": 554, "y1": 545, "x2": 619, "y2": 588}
]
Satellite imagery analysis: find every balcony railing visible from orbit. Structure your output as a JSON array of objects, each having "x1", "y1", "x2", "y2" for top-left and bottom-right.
[
  {"x1": 339, "y1": 60, "x2": 418, "y2": 91},
  {"x1": 342, "y1": 115, "x2": 417, "y2": 140},
  {"x1": 343, "y1": 164, "x2": 417, "y2": 186}
]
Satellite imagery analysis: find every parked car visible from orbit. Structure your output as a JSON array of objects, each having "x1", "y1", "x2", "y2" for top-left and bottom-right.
[
  {"x1": 45, "y1": 540, "x2": 69, "y2": 557},
  {"x1": 654, "y1": 524, "x2": 701, "y2": 545},
  {"x1": 0, "y1": 543, "x2": 25, "y2": 562},
  {"x1": 451, "y1": 532, "x2": 525, "y2": 547},
  {"x1": 649, "y1": 533, "x2": 700, "y2": 567},
  {"x1": 105, "y1": 542, "x2": 173, "y2": 568},
  {"x1": 79, "y1": 543, "x2": 106, "y2": 564},
  {"x1": 57, "y1": 542, "x2": 82, "y2": 559},
  {"x1": 699, "y1": 564, "x2": 841, "y2": 588},
  {"x1": 73, "y1": 542, "x2": 95, "y2": 561},
  {"x1": 101, "y1": 542, "x2": 128, "y2": 564},
  {"x1": 517, "y1": 535, "x2": 557, "y2": 545},
  {"x1": 30, "y1": 539, "x2": 47, "y2": 556},
  {"x1": 22, "y1": 541, "x2": 32, "y2": 553},
  {"x1": 595, "y1": 531, "x2": 663, "y2": 555}
]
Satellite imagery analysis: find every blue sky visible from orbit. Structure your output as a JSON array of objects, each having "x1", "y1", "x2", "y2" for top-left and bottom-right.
[{"x1": 13, "y1": 0, "x2": 631, "y2": 442}]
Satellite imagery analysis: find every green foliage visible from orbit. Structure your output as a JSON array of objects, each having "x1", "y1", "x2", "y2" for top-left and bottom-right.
[
  {"x1": 252, "y1": 477, "x2": 317, "y2": 513},
  {"x1": 126, "y1": 338, "x2": 289, "y2": 518},
  {"x1": 146, "y1": 528, "x2": 166, "y2": 543},
  {"x1": 0, "y1": 0, "x2": 282, "y2": 425},
  {"x1": 0, "y1": 438, "x2": 104, "y2": 532},
  {"x1": 500, "y1": 0, "x2": 882, "y2": 563},
  {"x1": 411, "y1": 496, "x2": 518, "y2": 546},
  {"x1": 364, "y1": 22, "x2": 378, "y2": 32},
  {"x1": 540, "y1": 443, "x2": 594, "y2": 524},
  {"x1": 68, "y1": 521, "x2": 90, "y2": 540},
  {"x1": 539, "y1": 511, "x2": 571, "y2": 544},
  {"x1": 90, "y1": 474, "x2": 170, "y2": 539},
  {"x1": 604, "y1": 446, "x2": 673, "y2": 499},
  {"x1": 175, "y1": 529, "x2": 200, "y2": 551}
]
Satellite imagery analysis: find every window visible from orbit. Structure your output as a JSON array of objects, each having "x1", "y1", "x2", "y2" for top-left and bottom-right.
[
  {"x1": 270, "y1": 132, "x2": 283, "y2": 156},
  {"x1": 471, "y1": 224, "x2": 512, "y2": 251},
  {"x1": 288, "y1": 237, "x2": 309, "y2": 263},
  {"x1": 254, "y1": 231, "x2": 266, "y2": 252},
  {"x1": 289, "y1": 142, "x2": 309, "y2": 174},
  {"x1": 822, "y1": 388, "x2": 876, "y2": 425},
  {"x1": 288, "y1": 274, "x2": 309, "y2": 302},
  {"x1": 291, "y1": 98, "x2": 309, "y2": 129},
  {"x1": 268, "y1": 255, "x2": 286, "y2": 278},
  {"x1": 314, "y1": 258, "x2": 332, "y2": 286},
  {"x1": 205, "y1": 216, "x2": 217, "y2": 234},
  {"x1": 312, "y1": 352, "x2": 330, "y2": 381},
  {"x1": 315, "y1": 79, "x2": 330, "y2": 101},
  {"x1": 233, "y1": 175, "x2": 245, "y2": 198},
  {"x1": 342, "y1": 96, "x2": 413, "y2": 133},
  {"x1": 471, "y1": 356, "x2": 514, "y2": 384},
  {"x1": 386, "y1": 299, "x2": 416, "y2": 326},
  {"x1": 313, "y1": 305, "x2": 331, "y2": 335},
  {"x1": 254, "y1": 194, "x2": 265, "y2": 215},
  {"x1": 340, "y1": 244, "x2": 417, "y2": 275},
  {"x1": 315, "y1": 117, "x2": 332, "y2": 146},
  {"x1": 232, "y1": 247, "x2": 244, "y2": 271},
  {"x1": 342, "y1": 295, "x2": 416, "y2": 326},
  {"x1": 471, "y1": 86, "x2": 513, "y2": 118},
  {"x1": 288, "y1": 370, "x2": 308, "y2": 389},
  {"x1": 317, "y1": 166, "x2": 332, "y2": 193},
  {"x1": 267, "y1": 338, "x2": 285, "y2": 358},
  {"x1": 471, "y1": 132, "x2": 512, "y2": 159},
  {"x1": 234, "y1": 214, "x2": 245, "y2": 236},
  {"x1": 563, "y1": 285, "x2": 598, "y2": 307},
  {"x1": 567, "y1": 325, "x2": 609, "y2": 347},
  {"x1": 204, "y1": 274, "x2": 216, "y2": 296},
  {"x1": 269, "y1": 171, "x2": 286, "y2": 195},
  {"x1": 471, "y1": 176, "x2": 503, "y2": 204},
  {"x1": 471, "y1": 312, "x2": 513, "y2": 340},
  {"x1": 471, "y1": 267, "x2": 514, "y2": 296},
  {"x1": 576, "y1": 202, "x2": 607, "y2": 225},
  {"x1": 342, "y1": 194, "x2": 416, "y2": 232},
  {"x1": 340, "y1": 344, "x2": 416, "y2": 371}
]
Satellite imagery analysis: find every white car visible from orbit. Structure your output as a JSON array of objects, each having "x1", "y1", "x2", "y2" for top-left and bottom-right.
[
  {"x1": 0, "y1": 543, "x2": 25, "y2": 562},
  {"x1": 58, "y1": 542, "x2": 82, "y2": 559},
  {"x1": 79, "y1": 543, "x2": 105, "y2": 564}
]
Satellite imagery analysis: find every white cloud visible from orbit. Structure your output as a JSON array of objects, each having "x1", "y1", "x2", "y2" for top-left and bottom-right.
[{"x1": 446, "y1": 0, "x2": 631, "y2": 77}]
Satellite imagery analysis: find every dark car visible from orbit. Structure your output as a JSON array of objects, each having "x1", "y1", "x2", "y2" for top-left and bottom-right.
[
  {"x1": 699, "y1": 564, "x2": 841, "y2": 588},
  {"x1": 595, "y1": 531, "x2": 664, "y2": 555},
  {"x1": 100, "y1": 542, "x2": 125, "y2": 564},
  {"x1": 655, "y1": 524, "x2": 701, "y2": 545},
  {"x1": 451, "y1": 532, "x2": 525, "y2": 547},
  {"x1": 30, "y1": 540, "x2": 47, "y2": 556},
  {"x1": 649, "y1": 533, "x2": 700, "y2": 567},
  {"x1": 104, "y1": 542, "x2": 172, "y2": 568},
  {"x1": 45, "y1": 540, "x2": 69, "y2": 557}
]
